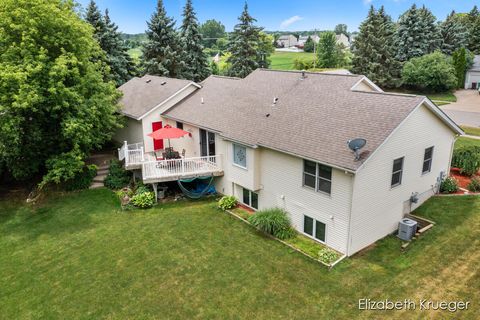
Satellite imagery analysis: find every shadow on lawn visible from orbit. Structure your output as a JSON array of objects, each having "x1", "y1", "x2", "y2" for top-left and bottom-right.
[{"x1": 0, "y1": 189, "x2": 119, "y2": 241}]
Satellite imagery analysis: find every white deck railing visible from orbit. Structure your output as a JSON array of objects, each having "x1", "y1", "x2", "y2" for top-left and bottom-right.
[
  {"x1": 118, "y1": 141, "x2": 144, "y2": 167},
  {"x1": 142, "y1": 155, "x2": 223, "y2": 182}
]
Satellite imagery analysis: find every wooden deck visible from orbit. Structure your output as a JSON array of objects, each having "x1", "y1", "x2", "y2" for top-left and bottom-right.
[{"x1": 118, "y1": 142, "x2": 223, "y2": 183}]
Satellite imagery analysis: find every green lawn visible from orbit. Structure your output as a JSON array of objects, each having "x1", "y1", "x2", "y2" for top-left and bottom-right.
[
  {"x1": 128, "y1": 47, "x2": 142, "y2": 64},
  {"x1": 1, "y1": 189, "x2": 479, "y2": 319},
  {"x1": 461, "y1": 126, "x2": 480, "y2": 137},
  {"x1": 270, "y1": 51, "x2": 316, "y2": 70},
  {"x1": 455, "y1": 136, "x2": 480, "y2": 149},
  {"x1": 389, "y1": 88, "x2": 457, "y2": 103}
]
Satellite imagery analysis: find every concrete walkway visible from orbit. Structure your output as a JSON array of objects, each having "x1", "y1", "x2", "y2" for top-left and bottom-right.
[{"x1": 440, "y1": 90, "x2": 480, "y2": 127}]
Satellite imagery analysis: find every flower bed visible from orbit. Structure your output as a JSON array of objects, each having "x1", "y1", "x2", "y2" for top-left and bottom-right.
[
  {"x1": 449, "y1": 168, "x2": 480, "y2": 195},
  {"x1": 226, "y1": 206, "x2": 344, "y2": 268}
]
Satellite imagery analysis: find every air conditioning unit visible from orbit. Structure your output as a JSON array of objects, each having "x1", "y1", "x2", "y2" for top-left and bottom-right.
[{"x1": 398, "y1": 218, "x2": 418, "y2": 241}]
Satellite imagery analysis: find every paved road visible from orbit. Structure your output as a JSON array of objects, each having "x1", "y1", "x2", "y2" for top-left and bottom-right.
[{"x1": 440, "y1": 90, "x2": 480, "y2": 126}]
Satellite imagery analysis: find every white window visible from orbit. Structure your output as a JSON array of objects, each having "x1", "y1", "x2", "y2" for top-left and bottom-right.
[
  {"x1": 303, "y1": 215, "x2": 326, "y2": 242},
  {"x1": 391, "y1": 157, "x2": 404, "y2": 187},
  {"x1": 233, "y1": 144, "x2": 247, "y2": 168},
  {"x1": 303, "y1": 160, "x2": 332, "y2": 195},
  {"x1": 422, "y1": 147, "x2": 434, "y2": 174},
  {"x1": 242, "y1": 188, "x2": 258, "y2": 209}
]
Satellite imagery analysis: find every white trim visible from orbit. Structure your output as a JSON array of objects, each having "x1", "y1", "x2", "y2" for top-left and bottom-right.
[
  {"x1": 350, "y1": 76, "x2": 384, "y2": 93},
  {"x1": 356, "y1": 99, "x2": 463, "y2": 173},
  {"x1": 137, "y1": 82, "x2": 201, "y2": 120}
]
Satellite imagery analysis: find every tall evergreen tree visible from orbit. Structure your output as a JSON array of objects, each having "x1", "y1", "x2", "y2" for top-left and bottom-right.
[
  {"x1": 467, "y1": 6, "x2": 480, "y2": 54},
  {"x1": 103, "y1": 10, "x2": 136, "y2": 85},
  {"x1": 179, "y1": 0, "x2": 210, "y2": 82},
  {"x1": 142, "y1": 0, "x2": 184, "y2": 77},
  {"x1": 303, "y1": 36, "x2": 315, "y2": 53},
  {"x1": 418, "y1": 5, "x2": 441, "y2": 53},
  {"x1": 226, "y1": 3, "x2": 261, "y2": 78},
  {"x1": 84, "y1": 2, "x2": 135, "y2": 85},
  {"x1": 352, "y1": 6, "x2": 401, "y2": 88},
  {"x1": 452, "y1": 48, "x2": 468, "y2": 88},
  {"x1": 85, "y1": 0, "x2": 107, "y2": 49},
  {"x1": 440, "y1": 11, "x2": 468, "y2": 55},
  {"x1": 396, "y1": 4, "x2": 438, "y2": 61}
]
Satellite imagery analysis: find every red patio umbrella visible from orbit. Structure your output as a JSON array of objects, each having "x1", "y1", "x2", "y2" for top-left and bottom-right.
[{"x1": 148, "y1": 124, "x2": 189, "y2": 150}]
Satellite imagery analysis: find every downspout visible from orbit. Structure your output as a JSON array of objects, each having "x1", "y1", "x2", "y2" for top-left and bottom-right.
[
  {"x1": 345, "y1": 170, "x2": 356, "y2": 257},
  {"x1": 442, "y1": 134, "x2": 459, "y2": 193}
]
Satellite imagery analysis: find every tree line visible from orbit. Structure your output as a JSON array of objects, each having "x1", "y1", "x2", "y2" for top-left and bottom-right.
[{"x1": 352, "y1": 4, "x2": 480, "y2": 91}]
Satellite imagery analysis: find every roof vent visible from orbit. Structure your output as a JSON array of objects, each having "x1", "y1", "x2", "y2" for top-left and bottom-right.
[
  {"x1": 160, "y1": 81, "x2": 167, "y2": 85},
  {"x1": 146, "y1": 79, "x2": 152, "y2": 83},
  {"x1": 300, "y1": 70, "x2": 306, "y2": 80},
  {"x1": 347, "y1": 138, "x2": 367, "y2": 161},
  {"x1": 266, "y1": 113, "x2": 271, "y2": 118},
  {"x1": 201, "y1": 97, "x2": 204, "y2": 104},
  {"x1": 273, "y1": 97, "x2": 279, "y2": 104}
]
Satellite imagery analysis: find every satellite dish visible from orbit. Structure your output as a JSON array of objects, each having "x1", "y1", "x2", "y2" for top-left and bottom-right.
[{"x1": 347, "y1": 138, "x2": 367, "y2": 161}]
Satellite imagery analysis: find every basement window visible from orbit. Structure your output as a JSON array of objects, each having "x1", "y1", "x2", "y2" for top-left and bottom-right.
[
  {"x1": 303, "y1": 215, "x2": 326, "y2": 242},
  {"x1": 176, "y1": 121, "x2": 184, "y2": 130},
  {"x1": 242, "y1": 188, "x2": 258, "y2": 209}
]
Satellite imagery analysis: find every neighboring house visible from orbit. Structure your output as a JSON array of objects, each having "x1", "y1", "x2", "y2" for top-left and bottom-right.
[
  {"x1": 297, "y1": 35, "x2": 320, "y2": 47},
  {"x1": 115, "y1": 69, "x2": 463, "y2": 256},
  {"x1": 465, "y1": 55, "x2": 480, "y2": 89},
  {"x1": 335, "y1": 33, "x2": 350, "y2": 48},
  {"x1": 276, "y1": 34, "x2": 298, "y2": 48}
]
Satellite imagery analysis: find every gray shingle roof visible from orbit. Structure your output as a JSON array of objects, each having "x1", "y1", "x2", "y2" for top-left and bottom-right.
[
  {"x1": 164, "y1": 69, "x2": 426, "y2": 171},
  {"x1": 118, "y1": 75, "x2": 194, "y2": 119}
]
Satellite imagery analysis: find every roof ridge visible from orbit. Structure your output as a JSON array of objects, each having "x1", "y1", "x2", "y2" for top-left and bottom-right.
[
  {"x1": 207, "y1": 75, "x2": 241, "y2": 81},
  {"x1": 352, "y1": 89, "x2": 425, "y2": 99},
  {"x1": 257, "y1": 68, "x2": 360, "y2": 78}
]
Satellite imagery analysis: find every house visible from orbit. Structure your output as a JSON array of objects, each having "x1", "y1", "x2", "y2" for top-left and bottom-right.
[
  {"x1": 297, "y1": 35, "x2": 320, "y2": 47},
  {"x1": 276, "y1": 34, "x2": 298, "y2": 48},
  {"x1": 115, "y1": 69, "x2": 463, "y2": 256},
  {"x1": 465, "y1": 55, "x2": 480, "y2": 89},
  {"x1": 335, "y1": 33, "x2": 350, "y2": 48}
]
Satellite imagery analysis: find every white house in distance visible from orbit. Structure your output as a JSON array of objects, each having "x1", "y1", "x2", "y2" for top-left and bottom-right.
[
  {"x1": 465, "y1": 55, "x2": 480, "y2": 89},
  {"x1": 335, "y1": 33, "x2": 350, "y2": 47},
  {"x1": 297, "y1": 34, "x2": 320, "y2": 47},
  {"x1": 276, "y1": 34, "x2": 298, "y2": 48},
  {"x1": 115, "y1": 69, "x2": 463, "y2": 256}
]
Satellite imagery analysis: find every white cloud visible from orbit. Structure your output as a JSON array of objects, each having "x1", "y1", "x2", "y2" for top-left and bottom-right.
[
  {"x1": 363, "y1": 0, "x2": 373, "y2": 5},
  {"x1": 280, "y1": 15, "x2": 303, "y2": 29}
]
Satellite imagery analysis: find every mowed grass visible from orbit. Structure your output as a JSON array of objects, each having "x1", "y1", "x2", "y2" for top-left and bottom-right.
[
  {"x1": 389, "y1": 88, "x2": 457, "y2": 103},
  {"x1": 1, "y1": 189, "x2": 479, "y2": 319},
  {"x1": 270, "y1": 51, "x2": 316, "y2": 70},
  {"x1": 455, "y1": 136, "x2": 480, "y2": 149},
  {"x1": 461, "y1": 126, "x2": 480, "y2": 137}
]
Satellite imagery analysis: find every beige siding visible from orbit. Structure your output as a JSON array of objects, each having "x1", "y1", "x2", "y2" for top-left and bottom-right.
[
  {"x1": 162, "y1": 118, "x2": 201, "y2": 158},
  {"x1": 349, "y1": 103, "x2": 456, "y2": 255},
  {"x1": 215, "y1": 143, "x2": 353, "y2": 254},
  {"x1": 113, "y1": 117, "x2": 143, "y2": 145},
  {"x1": 351, "y1": 79, "x2": 378, "y2": 92},
  {"x1": 141, "y1": 86, "x2": 198, "y2": 153}
]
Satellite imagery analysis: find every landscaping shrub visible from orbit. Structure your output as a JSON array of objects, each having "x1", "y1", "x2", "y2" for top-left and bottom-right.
[
  {"x1": 64, "y1": 165, "x2": 97, "y2": 191},
  {"x1": 104, "y1": 159, "x2": 131, "y2": 190},
  {"x1": 218, "y1": 195, "x2": 237, "y2": 210},
  {"x1": 293, "y1": 58, "x2": 315, "y2": 70},
  {"x1": 130, "y1": 192, "x2": 155, "y2": 208},
  {"x1": 318, "y1": 248, "x2": 339, "y2": 264},
  {"x1": 467, "y1": 177, "x2": 480, "y2": 192},
  {"x1": 247, "y1": 208, "x2": 296, "y2": 240},
  {"x1": 135, "y1": 184, "x2": 151, "y2": 195},
  {"x1": 452, "y1": 146, "x2": 480, "y2": 176},
  {"x1": 440, "y1": 176, "x2": 458, "y2": 194}
]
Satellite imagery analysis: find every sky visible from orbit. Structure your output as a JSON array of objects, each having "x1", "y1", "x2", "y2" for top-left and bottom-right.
[{"x1": 76, "y1": 0, "x2": 479, "y2": 34}]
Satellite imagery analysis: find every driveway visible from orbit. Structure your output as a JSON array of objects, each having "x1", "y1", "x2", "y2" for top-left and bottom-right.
[{"x1": 440, "y1": 90, "x2": 480, "y2": 127}]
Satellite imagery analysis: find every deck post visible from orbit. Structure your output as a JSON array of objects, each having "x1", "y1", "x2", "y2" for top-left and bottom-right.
[
  {"x1": 141, "y1": 147, "x2": 145, "y2": 162},
  {"x1": 182, "y1": 158, "x2": 185, "y2": 174},
  {"x1": 152, "y1": 183, "x2": 158, "y2": 203}
]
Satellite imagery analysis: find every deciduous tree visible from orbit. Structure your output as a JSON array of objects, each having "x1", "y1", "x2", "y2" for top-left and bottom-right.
[{"x1": 0, "y1": 0, "x2": 121, "y2": 184}]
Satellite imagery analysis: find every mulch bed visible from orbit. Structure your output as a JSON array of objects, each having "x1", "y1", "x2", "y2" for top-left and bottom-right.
[{"x1": 449, "y1": 167, "x2": 480, "y2": 195}]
